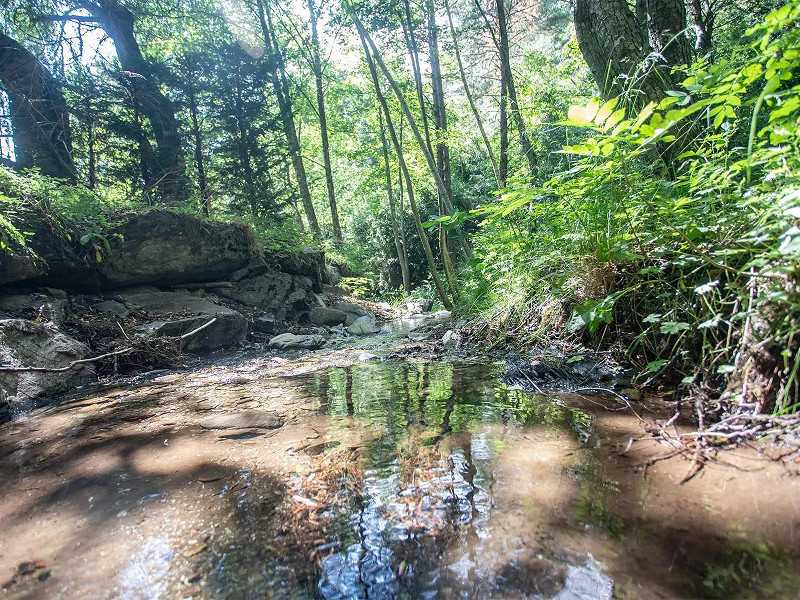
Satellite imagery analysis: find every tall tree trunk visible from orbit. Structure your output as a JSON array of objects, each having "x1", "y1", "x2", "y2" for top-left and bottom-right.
[
  {"x1": 495, "y1": 0, "x2": 535, "y2": 179},
  {"x1": 358, "y1": 29, "x2": 452, "y2": 310},
  {"x1": 186, "y1": 81, "x2": 209, "y2": 216},
  {"x1": 350, "y1": 10, "x2": 452, "y2": 214},
  {"x1": 687, "y1": 0, "x2": 713, "y2": 56},
  {"x1": 233, "y1": 69, "x2": 259, "y2": 218},
  {"x1": 427, "y1": 0, "x2": 460, "y2": 295},
  {"x1": 400, "y1": 0, "x2": 434, "y2": 158},
  {"x1": 645, "y1": 0, "x2": 692, "y2": 71},
  {"x1": 573, "y1": 0, "x2": 687, "y2": 103},
  {"x1": 256, "y1": 0, "x2": 320, "y2": 236},
  {"x1": 378, "y1": 107, "x2": 411, "y2": 293},
  {"x1": 308, "y1": 0, "x2": 342, "y2": 241},
  {"x1": 444, "y1": 0, "x2": 499, "y2": 187},
  {"x1": 0, "y1": 31, "x2": 75, "y2": 181},
  {"x1": 82, "y1": 0, "x2": 187, "y2": 199},
  {"x1": 499, "y1": 75, "x2": 508, "y2": 186}
]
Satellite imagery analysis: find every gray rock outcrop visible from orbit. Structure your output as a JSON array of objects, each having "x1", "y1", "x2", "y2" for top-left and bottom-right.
[
  {"x1": 98, "y1": 211, "x2": 265, "y2": 287},
  {"x1": 214, "y1": 272, "x2": 314, "y2": 317}
]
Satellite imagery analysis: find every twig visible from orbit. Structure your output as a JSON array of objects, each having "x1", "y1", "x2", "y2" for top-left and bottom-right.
[{"x1": 0, "y1": 348, "x2": 133, "y2": 372}]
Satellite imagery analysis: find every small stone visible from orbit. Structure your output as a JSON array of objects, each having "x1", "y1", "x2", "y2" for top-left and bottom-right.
[
  {"x1": 253, "y1": 313, "x2": 276, "y2": 334},
  {"x1": 442, "y1": 329, "x2": 461, "y2": 347},
  {"x1": 268, "y1": 332, "x2": 326, "y2": 350},
  {"x1": 347, "y1": 315, "x2": 377, "y2": 336},
  {"x1": 620, "y1": 388, "x2": 643, "y2": 401},
  {"x1": 230, "y1": 268, "x2": 250, "y2": 282},
  {"x1": 358, "y1": 352, "x2": 380, "y2": 362},
  {"x1": 95, "y1": 300, "x2": 129, "y2": 318}
]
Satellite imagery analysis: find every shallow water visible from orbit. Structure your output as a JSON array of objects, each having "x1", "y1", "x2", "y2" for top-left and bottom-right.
[{"x1": 2, "y1": 357, "x2": 799, "y2": 599}]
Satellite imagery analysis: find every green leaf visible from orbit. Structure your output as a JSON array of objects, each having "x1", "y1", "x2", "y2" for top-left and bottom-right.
[{"x1": 659, "y1": 321, "x2": 691, "y2": 334}]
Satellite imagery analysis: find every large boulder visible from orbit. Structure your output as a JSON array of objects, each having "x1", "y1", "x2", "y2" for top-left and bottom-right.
[
  {"x1": 0, "y1": 319, "x2": 94, "y2": 412},
  {"x1": 123, "y1": 292, "x2": 247, "y2": 353},
  {"x1": 347, "y1": 315, "x2": 378, "y2": 336},
  {"x1": 98, "y1": 211, "x2": 265, "y2": 287},
  {"x1": 0, "y1": 247, "x2": 46, "y2": 287},
  {"x1": 1, "y1": 206, "x2": 99, "y2": 291},
  {"x1": 213, "y1": 272, "x2": 314, "y2": 318}
]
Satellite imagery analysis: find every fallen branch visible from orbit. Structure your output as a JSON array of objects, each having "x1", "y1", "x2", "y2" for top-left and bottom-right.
[
  {"x1": 0, "y1": 348, "x2": 133, "y2": 373},
  {"x1": 180, "y1": 317, "x2": 217, "y2": 340}
]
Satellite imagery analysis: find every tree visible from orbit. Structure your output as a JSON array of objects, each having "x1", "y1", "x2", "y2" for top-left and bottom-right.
[
  {"x1": 255, "y1": 0, "x2": 321, "y2": 236},
  {"x1": 574, "y1": 0, "x2": 692, "y2": 103},
  {"x1": 0, "y1": 30, "x2": 76, "y2": 181}
]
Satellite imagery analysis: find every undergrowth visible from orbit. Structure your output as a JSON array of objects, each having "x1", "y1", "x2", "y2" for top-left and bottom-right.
[{"x1": 463, "y1": 2, "x2": 800, "y2": 414}]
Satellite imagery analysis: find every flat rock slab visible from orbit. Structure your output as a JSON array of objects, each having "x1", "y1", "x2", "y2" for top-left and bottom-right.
[
  {"x1": 198, "y1": 410, "x2": 283, "y2": 430},
  {"x1": 268, "y1": 333, "x2": 326, "y2": 350}
]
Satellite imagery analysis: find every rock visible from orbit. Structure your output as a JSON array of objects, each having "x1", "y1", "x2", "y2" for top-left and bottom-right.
[
  {"x1": 0, "y1": 293, "x2": 66, "y2": 325},
  {"x1": 347, "y1": 315, "x2": 378, "y2": 336},
  {"x1": 0, "y1": 319, "x2": 95, "y2": 411},
  {"x1": 433, "y1": 310, "x2": 452, "y2": 321},
  {"x1": 358, "y1": 352, "x2": 380, "y2": 362},
  {"x1": 309, "y1": 306, "x2": 347, "y2": 326},
  {"x1": 124, "y1": 292, "x2": 247, "y2": 353},
  {"x1": 265, "y1": 246, "x2": 328, "y2": 292},
  {"x1": 230, "y1": 268, "x2": 250, "y2": 282},
  {"x1": 214, "y1": 272, "x2": 314, "y2": 318},
  {"x1": 442, "y1": 329, "x2": 461, "y2": 347},
  {"x1": 98, "y1": 210, "x2": 265, "y2": 287},
  {"x1": 268, "y1": 333, "x2": 326, "y2": 350},
  {"x1": 253, "y1": 313, "x2": 276, "y2": 334},
  {"x1": 326, "y1": 264, "x2": 342, "y2": 285},
  {"x1": 1, "y1": 206, "x2": 100, "y2": 291},
  {"x1": 198, "y1": 410, "x2": 283, "y2": 430},
  {"x1": 332, "y1": 301, "x2": 374, "y2": 326},
  {"x1": 0, "y1": 247, "x2": 46, "y2": 287},
  {"x1": 403, "y1": 296, "x2": 433, "y2": 314},
  {"x1": 95, "y1": 300, "x2": 129, "y2": 318}
]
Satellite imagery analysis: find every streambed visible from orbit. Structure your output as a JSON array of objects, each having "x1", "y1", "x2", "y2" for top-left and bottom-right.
[{"x1": 1, "y1": 350, "x2": 799, "y2": 599}]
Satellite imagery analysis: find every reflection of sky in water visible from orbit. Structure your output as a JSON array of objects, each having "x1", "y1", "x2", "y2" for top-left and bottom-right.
[{"x1": 118, "y1": 535, "x2": 174, "y2": 600}]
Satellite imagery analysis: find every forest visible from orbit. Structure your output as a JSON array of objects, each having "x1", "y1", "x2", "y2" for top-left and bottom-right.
[{"x1": 1, "y1": 0, "x2": 800, "y2": 597}]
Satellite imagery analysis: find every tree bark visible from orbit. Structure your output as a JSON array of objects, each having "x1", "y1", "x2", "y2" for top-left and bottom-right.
[
  {"x1": 400, "y1": 0, "x2": 434, "y2": 159},
  {"x1": 308, "y1": 0, "x2": 342, "y2": 241},
  {"x1": 573, "y1": 0, "x2": 690, "y2": 103},
  {"x1": 495, "y1": 0, "x2": 535, "y2": 179},
  {"x1": 358, "y1": 28, "x2": 452, "y2": 310},
  {"x1": 81, "y1": 0, "x2": 188, "y2": 199},
  {"x1": 378, "y1": 107, "x2": 411, "y2": 293},
  {"x1": 444, "y1": 0, "x2": 499, "y2": 187},
  {"x1": 185, "y1": 76, "x2": 209, "y2": 215},
  {"x1": 427, "y1": 0, "x2": 460, "y2": 295},
  {"x1": 0, "y1": 30, "x2": 75, "y2": 181},
  {"x1": 256, "y1": 0, "x2": 320, "y2": 236},
  {"x1": 233, "y1": 68, "x2": 259, "y2": 218}
]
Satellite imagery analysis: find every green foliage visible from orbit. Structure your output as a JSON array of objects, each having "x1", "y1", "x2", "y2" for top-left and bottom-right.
[{"x1": 468, "y1": 2, "x2": 800, "y2": 408}]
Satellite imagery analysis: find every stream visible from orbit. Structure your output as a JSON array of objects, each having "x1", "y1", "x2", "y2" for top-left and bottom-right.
[{"x1": 1, "y1": 348, "x2": 800, "y2": 599}]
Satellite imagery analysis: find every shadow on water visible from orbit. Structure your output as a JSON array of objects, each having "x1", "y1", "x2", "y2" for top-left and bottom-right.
[{"x1": 294, "y1": 362, "x2": 800, "y2": 600}]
